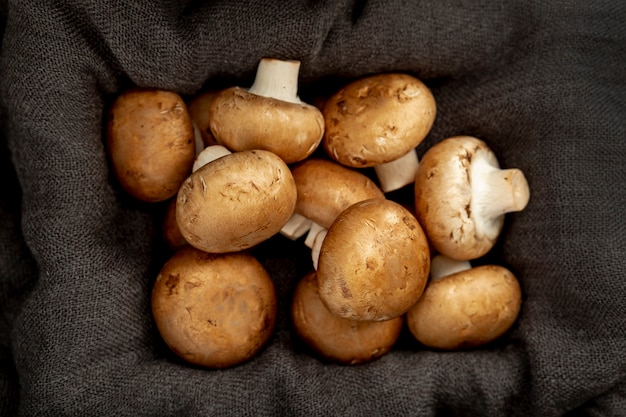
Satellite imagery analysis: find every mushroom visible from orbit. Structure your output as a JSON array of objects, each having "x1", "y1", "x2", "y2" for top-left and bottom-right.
[
  {"x1": 322, "y1": 73, "x2": 436, "y2": 192},
  {"x1": 208, "y1": 58, "x2": 325, "y2": 164},
  {"x1": 280, "y1": 158, "x2": 385, "y2": 251},
  {"x1": 405, "y1": 254, "x2": 522, "y2": 350},
  {"x1": 161, "y1": 144, "x2": 232, "y2": 253},
  {"x1": 176, "y1": 148, "x2": 297, "y2": 253},
  {"x1": 291, "y1": 271, "x2": 404, "y2": 365},
  {"x1": 188, "y1": 90, "x2": 220, "y2": 147},
  {"x1": 316, "y1": 198, "x2": 430, "y2": 321},
  {"x1": 151, "y1": 246, "x2": 277, "y2": 369},
  {"x1": 106, "y1": 88, "x2": 196, "y2": 202},
  {"x1": 413, "y1": 135, "x2": 530, "y2": 261}
]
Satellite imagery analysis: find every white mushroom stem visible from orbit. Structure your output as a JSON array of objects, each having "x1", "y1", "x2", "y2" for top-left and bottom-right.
[
  {"x1": 304, "y1": 222, "x2": 326, "y2": 249},
  {"x1": 247, "y1": 58, "x2": 303, "y2": 104},
  {"x1": 279, "y1": 214, "x2": 327, "y2": 269},
  {"x1": 311, "y1": 229, "x2": 328, "y2": 270},
  {"x1": 279, "y1": 212, "x2": 313, "y2": 240},
  {"x1": 471, "y1": 155, "x2": 530, "y2": 235},
  {"x1": 374, "y1": 148, "x2": 420, "y2": 193},
  {"x1": 192, "y1": 145, "x2": 232, "y2": 172},
  {"x1": 430, "y1": 255, "x2": 472, "y2": 281}
]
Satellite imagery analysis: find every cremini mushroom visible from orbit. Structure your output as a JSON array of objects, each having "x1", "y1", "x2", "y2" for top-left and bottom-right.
[
  {"x1": 322, "y1": 73, "x2": 436, "y2": 192},
  {"x1": 176, "y1": 148, "x2": 297, "y2": 253},
  {"x1": 316, "y1": 198, "x2": 430, "y2": 321},
  {"x1": 151, "y1": 246, "x2": 277, "y2": 368},
  {"x1": 280, "y1": 158, "x2": 385, "y2": 253},
  {"x1": 106, "y1": 88, "x2": 195, "y2": 202},
  {"x1": 291, "y1": 271, "x2": 404, "y2": 365},
  {"x1": 406, "y1": 254, "x2": 522, "y2": 350},
  {"x1": 209, "y1": 58, "x2": 325, "y2": 164},
  {"x1": 413, "y1": 135, "x2": 530, "y2": 261}
]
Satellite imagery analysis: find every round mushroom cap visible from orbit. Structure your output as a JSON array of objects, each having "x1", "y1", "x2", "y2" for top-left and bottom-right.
[
  {"x1": 317, "y1": 198, "x2": 430, "y2": 321},
  {"x1": 414, "y1": 136, "x2": 503, "y2": 260},
  {"x1": 151, "y1": 247, "x2": 277, "y2": 369},
  {"x1": 322, "y1": 73, "x2": 436, "y2": 168},
  {"x1": 176, "y1": 149, "x2": 297, "y2": 253},
  {"x1": 291, "y1": 271, "x2": 404, "y2": 365},
  {"x1": 406, "y1": 264, "x2": 522, "y2": 350},
  {"x1": 292, "y1": 158, "x2": 385, "y2": 229},
  {"x1": 209, "y1": 87, "x2": 325, "y2": 164},
  {"x1": 106, "y1": 88, "x2": 195, "y2": 202}
]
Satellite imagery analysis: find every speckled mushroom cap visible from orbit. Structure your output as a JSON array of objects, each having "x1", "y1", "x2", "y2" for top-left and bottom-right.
[
  {"x1": 208, "y1": 88, "x2": 324, "y2": 164},
  {"x1": 406, "y1": 264, "x2": 522, "y2": 350},
  {"x1": 291, "y1": 158, "x2": 385, "y2": 229},
  {"x1": 176, "y1": 149, "x2": 297, "y2": 253},
  {"x1": 413, "y1": 135, "x2": 530, "y2": 261},
  {"x1": 106, "y1": 88, "x2": 196, "y2": 202},
  {"x1": 316, "y1": 198, "x2": 430, "y2": 321},
  {"x1": 291, "y1": 271, "x2": 404, "y2": 365},
  {"x1": 151, "y1": 247, "x2": 277, "y2": 369},
  {"x1": 322, "y1": 73, "x2": 436, "y2": 168}
]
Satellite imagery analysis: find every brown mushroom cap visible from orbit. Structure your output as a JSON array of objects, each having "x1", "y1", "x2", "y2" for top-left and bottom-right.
[
  {"x1": 414, "y1": 135, "x2": 530, "y2": 261},
  {"x1": 106, "y1": 89, "x2": 195, "y2": 202},
  {"x1": 151, "y1": 247, "x2": 277, "y2": 368},
  {"x1": 291, "y1": 271, "x2": 404, "y2": 365},
  {"x1": 406, "y1": 264, "x2": 522, "y2": 350},
  {"x1": 316, "y1": 198, "x2": 430, "y2": 321},
  {"x1": 292, "y1": 158, "x2": 385, "y2": 229},
  {"x1": 322, "y1": 73, "x2": 436, "y2": 168},
  {"x1": 176, "y1": 149, "x2": 297, "y2": 253},
  {"x1": 209, "y1": 87, "x2": 325, "y2": 164}
]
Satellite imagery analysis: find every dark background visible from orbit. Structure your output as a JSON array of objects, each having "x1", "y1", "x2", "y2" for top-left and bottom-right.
[{"x1": 1, "y1": 1, "x2": 625, "y2": 415}]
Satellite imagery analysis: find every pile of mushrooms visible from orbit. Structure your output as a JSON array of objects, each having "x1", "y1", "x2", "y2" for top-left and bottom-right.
[{"x1": 105, "y1": 57, "x2": 530, "y2": 368}]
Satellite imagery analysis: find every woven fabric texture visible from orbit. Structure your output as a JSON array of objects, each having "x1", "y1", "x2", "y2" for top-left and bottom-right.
[{"x1": 1, "y1": 1, "x2": 625, "y2": 416}]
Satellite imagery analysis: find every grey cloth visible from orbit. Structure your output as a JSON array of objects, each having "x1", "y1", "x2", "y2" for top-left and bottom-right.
[{"x1": 1, "y1": 0, "x2": 625, "y2": 415}]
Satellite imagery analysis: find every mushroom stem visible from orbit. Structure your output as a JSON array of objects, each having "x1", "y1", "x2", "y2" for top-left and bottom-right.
[
  {"x1": 192, "y1": 145, "x2": 232, "y2": 172},
  {"x1": 472, "y1": 159, "x2": 530, "y2": 221},
  {"x1": 373, "y1": 149, "x2": 420, "y2": 193},
  {"x1": 247, "y1": 58, "x2": 302, "y2": 104},
  {"x1": 311, "y1": 229, "x2": 328, "y2": 270},
  {"x1": 304, "y1": 222, "x2": 326, "y2": 249},
  {"x1": 280, "y1": 212, "x2": 313, "y2": 240},
  {"x1": 280, "y1": 214, "x2": 327, "y2": 269},
  {"x1": 430, "y1": 255, "x2": 472, "y2": 280}
]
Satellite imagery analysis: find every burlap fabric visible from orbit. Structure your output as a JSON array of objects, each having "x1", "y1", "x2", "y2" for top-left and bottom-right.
[{"x1": 1, "y1": 1, "x2": 625, "y2": 415}]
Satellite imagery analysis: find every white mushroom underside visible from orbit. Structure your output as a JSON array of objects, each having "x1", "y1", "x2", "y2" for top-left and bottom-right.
[{"x1": 470, "y1": 151, "x2": 529, "y2": 241}]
